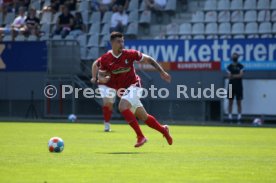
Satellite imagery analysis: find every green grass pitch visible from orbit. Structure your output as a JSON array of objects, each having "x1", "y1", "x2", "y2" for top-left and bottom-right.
[{"x1": 0, "y1": 122, "x2": 276, "y2": 183}]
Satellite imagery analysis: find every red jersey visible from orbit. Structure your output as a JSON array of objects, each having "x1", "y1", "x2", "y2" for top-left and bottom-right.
[{"x1": 97, "y1": 49, "x2": 143, "y2": 90}]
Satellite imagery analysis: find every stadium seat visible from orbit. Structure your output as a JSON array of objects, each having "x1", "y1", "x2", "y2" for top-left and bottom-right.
[
  {"x1": 217, "y1": 0, "x2": 230, "y2": 11},
  {"x1": 206, "y1": 35, "x2": 218, "y2": 39},
  {"x1": 77, "y1": 34, "x2": 88, "y2": 60},
  {"x1": 245, "y1": 22, "x2": 258, "y2": 35},
  {"x1": 128, "y1": 10, "x2": 139, "y2": 23},
  {"x1": 230, "y1": 0, "x2": 243, "y2": 10},
  {"x1": 77, "y1": 34, "x2": 87, "y2": 47},
  {"x1": 193, "y1": 35, "x2": 205, "y2": 39},
  {"x1": 139, "y1": 10, "x2": 151, "y2": 24},
  {"x1": 233, "y1": 34, "x2": 246, "y2": 39},
  {"x1": 139, "y1": 0, "x2": 146, "y2": 12},
  {"x1": 15, "y1": 35, "x2": 25, "y2": 41},
  {"x1": 31, "y1": 0, "x2": 41, "y2": 10},
  {"x1": 51, "y1": 12, "x2": 61, "y2": 24},
  {"x1": 39, "y1": 35, "x2": 50, "y2": 41},
  {"x1": 52, "y1": 35, "x2": 63, "y2": 40},
  {"x1": 231, "y1": 11, "x2": 244, "y2": 22},
  {"x1": 179, "y1": 35, "x2": 192, "y2": 40},
  {"x1": 248, "y1": 34, "x2": 260, "y2": 39},
  {"x1": 179, "y1": 23, "x2": 192, "y2": 35},
  {"x1": 78, "y1": 0, "x2": 90, "y2": 11},
  {"x1": 65, "y1": 35, "x2": 75, "y2": 40},
  {"x1": 272, "y1": 23, "x2": 276, "y2": 33},
  {"x1": 4, "y1": 12, "x2": 15, "y2": 25},
  {"x1": 218, "y1": 11, "x2": 230, "y2": 22},
  {"x1": 258, "y1": 10, "x2": 270, "y2": 22},
  {"x1": 220, "y1": 35, "x2": 231, "y2": 39},
  {"x1": 0, "y1": 13, "x2": 3, "y2": 26},
  {"x1": 43, "y1": 0, "x2": 51, "y2": 7},
  {"x1": 260, "y1": 34, "x2": 272, "y2": 38},
  {"x1": 81, "y1": 11, "x2": 90, "y2": 25},
  {"x1": 80, "y1": 47, "x2": 87, "y2": 60},
  {"x1": 205, "y1": 23, "x2": 218, "y2": 35},
  {"x1": 40, "y1": 24, "x2": 51, "y2": 35},
  {"x1": 271, "y1": 11, "x2": 276, "y2": 22},
  {"x1": 167, "y1": 35, "x2": 178, "y2": 40},
  {"x1": 102, "y1": 11, "x2": 112, "y2": 24},
  {"x1": 204, "y1": 0, "x2": 217, "y2": 11},
  {"x1": 191, "y1": 11, "x2": 204, "y2": 23},
  {"x1": 27, "y1": 35, "x2": 38, "y2": 41},
  {"x1": 127, "y1": 0, "x2": 139, "y2": 12},
  {"x1": 125, "y1": 23, "x2": 138, "y2": 36},
  {"x1": 3, "y1": 35, "x2": 12, "y2": 41},
  {"x1": 87, "y1": 47, "x2": 99, "y2": 60},
  {"x1": 232, "y1": 22, "x2": 244, "y2": 34},
  {"x1": 192, "y1": 23, "x2": 204, "y2": 35},
  {"x1": 165, "y1": 0, "x2": 177, "y2": 11},
  {"x1": 205, "y1": 11, "x2": 217, "y2": 22},
  {"x1": 87, "y1": 34, "x2": 99, "y2": 47},
  {"x1": 166, "y1": 23, "x2": 179, "y2": 35},
  {"x1": 259, "y1": 22, "x2": 272, "y2": 34},
  {"x1": 244, "y1": 11, "x2": 257, "y2": 22},
  {"x1": 89, "y1": 12, "x2": 101, "y2": 24},
  {"x1": 218, "y1": 22, "x2": 231, "y2": 35},
  {"x1": 41, "y1": 12, "x2": 52, "y2": 24},
  {"x1": 88, "y1": 23, "x2": 100, "y2": 35},
  {"x1": 244, "y1": 0, "x2": 256, "y2": 10},
  {"x1": 257, "y1": 0, "x2": 270, "y2": 10},
  {"x1": 100, "y1": 23, "x2": 110, "y2": 35},
  {"x1": 100, "y1": 34, "x2": 109, "y2": 47},
  {"x1": 271, "y1": 0, "x2": 276, "y2": 9}
]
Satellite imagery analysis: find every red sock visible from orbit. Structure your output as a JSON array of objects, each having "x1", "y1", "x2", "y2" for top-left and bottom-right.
[
  {"x1": 102, "y1": 106, "x2": 112, "y2": 123},
  {"x1": 145, "y1": 114, "x2": 165, "y2": 134},
  {"x1": 121, "y1": 109, "x2": 144, "y2": 137}
]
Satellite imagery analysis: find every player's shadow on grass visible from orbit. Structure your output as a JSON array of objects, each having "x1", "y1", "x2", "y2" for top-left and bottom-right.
[{"x1": 97, "y1": 152, "x2": 147, "y2": 155}]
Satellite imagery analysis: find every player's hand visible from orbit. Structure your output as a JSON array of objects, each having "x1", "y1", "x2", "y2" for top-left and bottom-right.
[
  {"x1": 160, "y1": 71, "x2": 171, "y2": 83},
  {"x1": 98, "y1": 75, "x2": 111, "y2": 84},
  {"x1": 90, "y1": 77, "x2": 97, "y2": 84}
]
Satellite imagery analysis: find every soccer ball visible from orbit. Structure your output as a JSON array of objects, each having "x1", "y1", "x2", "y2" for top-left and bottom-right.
[
  {"x1": 252, "y1": 118, "x2": 263, "y2": 126},
  {"x1": 68, "y1": 114, "x2": 77, "y2": 122},
  {"x1": 48, "y1": 137, "x2": 64, "y2": 153}
]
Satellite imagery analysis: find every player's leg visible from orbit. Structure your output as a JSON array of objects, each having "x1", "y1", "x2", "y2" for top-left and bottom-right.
[
  {"x1": 135, "y1": 107, "x2": 173, "y2": 145},
  {"x1": 98, "y1": 85, "x2": 116, "y2": 132},
  {"x1": 237, "y1": 100, "x2": 242, "y2": 120},
  {"x1": 119, "y1": 86, "x2": 146, "y2": 147},
  {"x1": 102, "y1": 98, "x2": 114, "y2": 132},
  {"x1": 119, "y1": 98, "x2": 147, "y2": 147},
  {"x1": 228, "y1": 99, "x2": 233, "y2": 120},
  {"x1": 236, "y1": 86, "x2": 243, "y2": 121},
  {"x1": 227, "y1": 84, "x2": 235, "y2": 120}
]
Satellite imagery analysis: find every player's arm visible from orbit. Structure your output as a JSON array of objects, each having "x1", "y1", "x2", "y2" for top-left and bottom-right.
[
  {"x1": 141, "y1": 54, "x2": 171, "y2": 83},
  {"x1": 97, "y1": 70, "x2": 111, "y2": 84},
  {"x1": 90, "y1": 59, "x2": 99, "y2": 84}
]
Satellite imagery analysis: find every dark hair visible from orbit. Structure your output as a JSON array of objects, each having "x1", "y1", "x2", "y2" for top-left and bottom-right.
[{"x1": 110, "y1": 32, "x2": 123, "y2": 41}]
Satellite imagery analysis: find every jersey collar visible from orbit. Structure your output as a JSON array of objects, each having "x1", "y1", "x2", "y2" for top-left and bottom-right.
[{"x1": 109, "y1": 50, "x2": 122, "y2": 59}]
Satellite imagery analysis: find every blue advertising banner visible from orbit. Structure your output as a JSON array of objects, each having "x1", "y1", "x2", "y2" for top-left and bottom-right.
[
  {"x1": 0, "y1": 41, "x2": 47, "y2": 72},
  {"x1": 125, "y1": 39, "x2": 276, "y2": 71}
]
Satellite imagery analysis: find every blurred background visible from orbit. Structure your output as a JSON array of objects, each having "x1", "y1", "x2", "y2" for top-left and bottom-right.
[{"x1": 0, "y1": 0, "x2": 275, "y2": 123}]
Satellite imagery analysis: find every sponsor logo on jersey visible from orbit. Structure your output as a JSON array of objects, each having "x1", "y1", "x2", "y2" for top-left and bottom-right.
[{"x1": 112, "y1": 67, "x2": 131, "y2": 74}]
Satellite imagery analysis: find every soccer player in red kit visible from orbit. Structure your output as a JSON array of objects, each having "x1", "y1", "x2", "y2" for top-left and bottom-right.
[
  {"x1": 91, "y1": 60, "x2": 116, "y2": 132},
  {"x1": 96, "y1": 32, "x2": 173, "y2": 147}
]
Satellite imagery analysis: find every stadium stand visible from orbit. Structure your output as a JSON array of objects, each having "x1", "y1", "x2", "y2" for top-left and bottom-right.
[{"x1": 0, "y1": 0, "x2": 275, "y2": 59}]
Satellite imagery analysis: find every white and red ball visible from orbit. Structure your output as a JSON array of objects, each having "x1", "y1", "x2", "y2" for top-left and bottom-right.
[
  {"x1": 252, "y1": 118, "x2": 263, "y2": 126},
  {"x1": 68, "y1": 114, "x2": 77, "y2": 122},
  {"x1": 48, "y1": 137, "x2": 64, "y2": 153}
]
